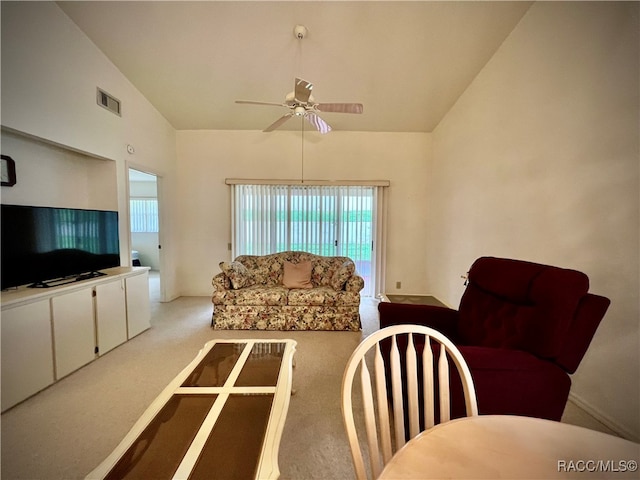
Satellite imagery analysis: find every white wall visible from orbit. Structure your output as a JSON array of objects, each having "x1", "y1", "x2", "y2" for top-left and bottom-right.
[
  {"x1": 1, "y1": 130, "x2": 116, "y2": 211},
  {"x1": 1, "y1": 2, "x2": 179, "y2": 299},
  {"x1": 429, "y1": 2, "x2": 639, "y2": 439},
  {"x1": 175, "y1": 130, "x2": 431, "y2": 296}
]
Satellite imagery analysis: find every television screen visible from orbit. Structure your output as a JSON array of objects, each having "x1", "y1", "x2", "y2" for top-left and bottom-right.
[{"x1": 1, "y1": 204, "x2": 120, "y2": 289}]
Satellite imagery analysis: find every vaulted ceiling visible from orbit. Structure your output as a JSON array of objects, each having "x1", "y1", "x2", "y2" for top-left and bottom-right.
[{"x1": 57, "y1": 1, "x2": 532, "y2": 133}]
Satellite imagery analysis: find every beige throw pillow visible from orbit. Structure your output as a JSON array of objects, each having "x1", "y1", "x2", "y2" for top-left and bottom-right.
[
  {"x1": 283, "y1": 261, "x2": 313, "y2": 289},
  {"x1": 219, "y1": 261, "x2": 254, "y2": 290}
]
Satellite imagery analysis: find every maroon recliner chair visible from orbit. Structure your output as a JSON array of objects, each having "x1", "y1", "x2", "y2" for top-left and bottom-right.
[{"x1": 378, "y1": 256, "x2": 610, "y2": 421}]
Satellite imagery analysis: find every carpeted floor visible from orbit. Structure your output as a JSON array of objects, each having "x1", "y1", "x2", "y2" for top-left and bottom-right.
[{"x1": 1, "y1": 278, "x2": 616, "y2": 479}]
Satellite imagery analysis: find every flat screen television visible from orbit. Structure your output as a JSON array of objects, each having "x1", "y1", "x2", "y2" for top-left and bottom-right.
[{"x1": 1, "y1": 204, "x2": 120, "y2": 289}]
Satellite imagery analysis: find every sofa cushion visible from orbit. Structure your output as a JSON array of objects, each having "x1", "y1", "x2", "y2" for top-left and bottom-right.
[
  {"x1": 234, "y1": 254, "x2": 284, "y2": 286},
  {"x1": 217, "y1": 286, "x2": 289, "y2": 306},
  {"x1": 218, "y1": 261, "x2": 255, "y2": 290},
  {"x1": 283, "y1": 261, "x2": 313, "y2": 289},
  {"x1": 331, "y1": 261, "x2": 355, "y2": 290},
  {"x1": 288, "y1": 286, "x2": 360, "y2": 307},
  {"x1": 454, "y1": 345, "x2": 571, "y2": 420}
]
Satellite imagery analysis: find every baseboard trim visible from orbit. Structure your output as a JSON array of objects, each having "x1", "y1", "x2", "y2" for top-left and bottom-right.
[{"x1": 568, "y1": 392, "x2": 639, "y2": 442}]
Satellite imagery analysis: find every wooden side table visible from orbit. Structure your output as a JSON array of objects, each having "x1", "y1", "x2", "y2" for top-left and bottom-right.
[{"x1": 380, "y1": 294, "x2": 448, "y2": 307}]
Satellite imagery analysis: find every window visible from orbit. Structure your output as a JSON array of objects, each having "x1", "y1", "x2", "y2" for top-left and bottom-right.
[
  {"x1": 130, "y1": 198, "x2": 159, "y2": 233},
  {"x1": 231, "y1": 183, "x2": 386, "y2": 297}
]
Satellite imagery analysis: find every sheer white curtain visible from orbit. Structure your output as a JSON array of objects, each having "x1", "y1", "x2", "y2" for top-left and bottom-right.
[{"x1": 231, "y1": 183, "x2": 386, "y2": 297}]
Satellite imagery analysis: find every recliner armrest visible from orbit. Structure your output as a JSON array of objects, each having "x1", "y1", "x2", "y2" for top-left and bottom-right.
[{"x1": 378, "y1": 302, "x2": 461, "y2": 341}]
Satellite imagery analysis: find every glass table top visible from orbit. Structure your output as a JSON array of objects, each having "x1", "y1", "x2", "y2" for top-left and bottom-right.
[{"x1": 90, "y1": 340, "x2": 296, "y2": 480}]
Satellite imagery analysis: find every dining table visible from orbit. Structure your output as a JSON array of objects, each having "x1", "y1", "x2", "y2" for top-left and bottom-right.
[{"x1": 378, "y1": 414, "x2": 639, "y2": 479}]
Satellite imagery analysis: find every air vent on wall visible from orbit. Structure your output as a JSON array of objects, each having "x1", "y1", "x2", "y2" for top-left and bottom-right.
[{"x1": 96, "y1": 87, "x2": 121, "y2": 116}]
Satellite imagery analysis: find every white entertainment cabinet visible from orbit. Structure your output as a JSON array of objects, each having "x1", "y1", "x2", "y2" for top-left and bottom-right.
[{"x1": 1, "y1": 267, "x2": 151, "y2": 412}]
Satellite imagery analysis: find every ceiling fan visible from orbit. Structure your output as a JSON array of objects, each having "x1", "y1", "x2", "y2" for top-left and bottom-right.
[{"x1": 235, "y1": 77, "x2": 363, "y2": 135}]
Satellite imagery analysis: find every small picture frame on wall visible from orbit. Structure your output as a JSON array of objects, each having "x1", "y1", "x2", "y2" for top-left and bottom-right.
[{"x1": 1, "y1": 154, "x2": 17, "y2": 186}]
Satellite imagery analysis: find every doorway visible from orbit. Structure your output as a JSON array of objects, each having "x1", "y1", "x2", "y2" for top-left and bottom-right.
[{"x1": 128, "y1": 168, "x2": 163, "y2": 302}]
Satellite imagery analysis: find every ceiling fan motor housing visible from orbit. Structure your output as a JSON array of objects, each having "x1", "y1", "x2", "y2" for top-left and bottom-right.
[{"x1": 285, "y1": 91, "x2": 315, "y2": 106}]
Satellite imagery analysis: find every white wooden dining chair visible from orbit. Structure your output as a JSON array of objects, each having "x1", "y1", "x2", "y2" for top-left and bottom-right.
[{"x1": 341, "y1": 324, "x2": 478, "y2": 480}]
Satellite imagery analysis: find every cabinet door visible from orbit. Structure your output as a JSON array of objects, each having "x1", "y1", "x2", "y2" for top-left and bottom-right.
[
  {"x1": 95, "y1": 279, "x2": 127, "y2": 355},
  {"x1": 1, "y1": 301, "x2": 54, "y2": 412},
  {"x1": 51, "y1": 288, "x2": 96, "y2": 379},
  {"x1": 126, "y1": 272, "x2": 150, "y2": 338}
]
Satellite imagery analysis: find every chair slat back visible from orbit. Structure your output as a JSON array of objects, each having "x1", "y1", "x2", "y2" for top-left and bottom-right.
[
  {"x1": 406, "y1": 334, "x2": 420, "y2": 439},
  {"x1": 438, "y1": 342, "x2": 451, "y2": 423},
  {"x1": 373, "y1": 344, "x2": 393, "y2": 463},
  {"x1": 342, "y1": 324, "x2": 478, "y2": 480},
  {"x1": 422, "y1": 335, "x2": 435, "y2": 429}
]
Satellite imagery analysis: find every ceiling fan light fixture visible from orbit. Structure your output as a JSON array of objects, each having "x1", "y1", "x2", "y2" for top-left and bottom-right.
[{"x1": 235, "y1": 77, "x2": 362, "y2": 134}]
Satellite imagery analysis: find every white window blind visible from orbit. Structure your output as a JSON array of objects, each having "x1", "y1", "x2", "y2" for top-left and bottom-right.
[
  {"x1": 130, "y1": 198, "x2": 159, "y2": 233},
  {"x1": 231, "y1": 184, "x2": 383, "y2": 297}
]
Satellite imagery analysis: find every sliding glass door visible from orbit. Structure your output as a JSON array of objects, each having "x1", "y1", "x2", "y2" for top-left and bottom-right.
[{"x1": 232, "y1": 184, "x2": 379, "y2": 297}]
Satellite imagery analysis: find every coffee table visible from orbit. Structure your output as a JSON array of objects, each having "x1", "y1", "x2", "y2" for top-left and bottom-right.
[{"x1": 86, "y1": 339, "x2": 297, "y2": 480}]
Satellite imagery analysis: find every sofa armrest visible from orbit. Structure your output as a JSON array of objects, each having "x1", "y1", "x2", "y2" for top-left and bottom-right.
[
  {"x1": 378, "y1": 302, "x2": 461, "y2": 341},
  {"x1": 345, "y1": 274, "x2": 365, "y2": 293},
  {"x1": 212, "y1": 272, "x2": 231, "y2": 291}
]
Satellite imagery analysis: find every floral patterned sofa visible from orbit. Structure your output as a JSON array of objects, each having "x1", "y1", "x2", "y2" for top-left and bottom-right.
[{"x1": 211, "y1": 251, "x2": 364, "y2": 331}]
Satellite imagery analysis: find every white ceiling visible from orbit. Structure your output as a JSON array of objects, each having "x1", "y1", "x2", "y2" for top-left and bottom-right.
[{"x1": 57, "y1": 1, "x2": 533, "y2": 133}]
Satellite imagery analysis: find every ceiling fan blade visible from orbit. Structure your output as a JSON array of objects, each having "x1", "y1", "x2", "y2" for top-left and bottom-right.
[
  {"x1": 294, "y1": 78, "x2": 313, "y2": 104},
  {"x1": 236, "y1": 100, "x2": 286, "y2": 107},
  {"x1": 264, "y1": 113, "x2": 294, "y2": 132},
  {"x1": 315, "y1": 103, "x2": 363, "y2": 114},
  {"x1": 305, "y1": 112, "x2": 332, "y2": 135}
]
